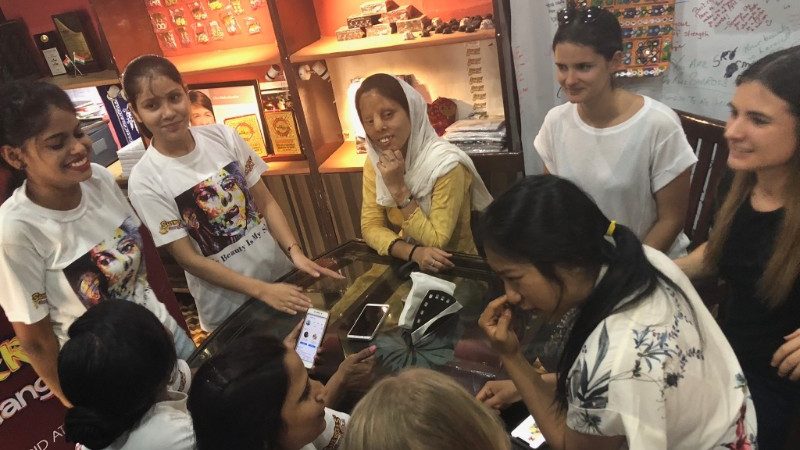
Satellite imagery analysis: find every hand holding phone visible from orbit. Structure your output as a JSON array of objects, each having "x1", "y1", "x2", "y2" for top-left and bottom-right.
[
  {"x1": 295, "y1": 308, "x2": 330, "y2": 369},
  {"x1": 347, "y1": 303, "x2": 390, "y2": 340}
]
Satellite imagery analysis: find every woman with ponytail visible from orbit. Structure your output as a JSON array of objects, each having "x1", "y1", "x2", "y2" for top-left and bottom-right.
[
  {"x1": 477, "y1": 175, "x2": 755, "y2": 450},
  {"x1": 58, "y1": 300, "x2": 194, "y2": 450}
]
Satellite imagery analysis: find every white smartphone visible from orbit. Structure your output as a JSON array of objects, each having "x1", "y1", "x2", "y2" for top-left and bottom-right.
[
  {"x1": 347, "y1": 303, "x2": 390, "y2": 340},
  {"x1": 295, "y1": 308, "x2": 330, "y2": 369}
]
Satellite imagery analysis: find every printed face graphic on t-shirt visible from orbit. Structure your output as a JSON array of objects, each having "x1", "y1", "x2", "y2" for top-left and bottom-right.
[
  {"x1": 64, "y1": 217, "x2": 146, "y2": 309},
  {"x1": 194, "y1": 166, "x2": 248, "y2": 236},
  {"x1": 175, "y1": 161, "x2": 258, "y2": 257}
]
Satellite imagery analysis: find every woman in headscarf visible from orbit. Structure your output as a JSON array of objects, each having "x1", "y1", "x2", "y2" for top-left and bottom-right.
[{"x1": 357, "y1": 74, "x2": 492, "y2": 272}]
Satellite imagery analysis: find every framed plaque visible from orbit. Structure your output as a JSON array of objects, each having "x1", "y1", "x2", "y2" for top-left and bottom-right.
[
  {"x1": 52, "y1": 10, "x2": 104, "y2": 73},
  {"x1": 187, "y1": 80, "x2": 287, "y2": 160}
]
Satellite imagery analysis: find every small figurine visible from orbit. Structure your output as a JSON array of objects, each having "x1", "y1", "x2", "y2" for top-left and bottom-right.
[
  {"x1": 208, "y1": 0, "x2": 224, "y2": 11},
  {"x1": 170, "y1": 8, "x2": 187, "y2": 27},
  {"x1": 403, "y1": 31, "x2": 415, "y2": 40},
  {"x1": 150, "y1": 13, "x2": 168, "y2": 31},
  {"x1": 250, "y1": 0, "x2": 262, "y2": 8},
  {"x1": 231, "y1": 0, "x2": 244, "y2": 15},
  {"x1": 222, "y1": 6, "x2": 240, "y2": 34},
  {"x1": 177, "y1": 27, "x2": 192, "y2": 47},
  {"x1": 194, "y1": 22, "x2": 210, "y2": 43},
  {"x1": 245, "y1": 16, "x2": 261, "y2": 34}
]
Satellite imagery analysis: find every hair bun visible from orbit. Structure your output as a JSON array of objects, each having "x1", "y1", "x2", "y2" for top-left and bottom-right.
[{"x1": 64, "y1": 405, "x2": 128, "y2": 449}]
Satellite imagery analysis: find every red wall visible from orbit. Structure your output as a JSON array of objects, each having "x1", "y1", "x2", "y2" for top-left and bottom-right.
[
  {"x1": 313, "y1": 0, "x2": 493, "y2": 36},
  {"x1": 0, "y1": 0, "x2": 102, "y2": 35}
]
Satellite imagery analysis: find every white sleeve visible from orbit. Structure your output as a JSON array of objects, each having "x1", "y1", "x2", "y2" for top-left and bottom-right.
[
  {"x1": 129, "y1": 187, "x2": 188, "y2": 248},
  {"x1": 224, "y1": 125, "x2": 268, "y2": 187},
  {"x1": 533, "y1": 111, "x2": 556, "y2": 173},
  {"x1": 313, "y1": 408, "x2": 349, "y2": 450},
  {"x1": 650, "y1": 122, "x2": 698, "y2": 193},
  {"x1": 565, "y1": 321, "x2": 667, "y2": 446},
  {"x1": 0, "y1": 240, "x2": 49, "y2": 324}
]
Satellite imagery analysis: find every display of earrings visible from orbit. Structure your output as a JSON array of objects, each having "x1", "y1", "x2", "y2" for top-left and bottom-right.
[
  {"x1": 177, "y1": 27, "x2": 192, "y2": 47},
  {"x1": 221, "y1": 6, "x2": 240, "y2": 34},
  {"x1": 170, "y1": 8, "x2": 187, "y2": 27},
  {"x1": 146, "y1": 0, "x2": 269, "y2": 52},
  {"x1": 191, "y1": 2, "x2": 207, "y2": 20},
  {"x1": 231, "y1": 0, "x2": 244, "y2": 15},
  {"x1": 194, "y1": 21, "x2": 210, "y2": 43},
  {"x1": 209, "y1": 20, "x2": 225, "y2": 40},
  {"x1": 150, "y1": 12, "x2": 168, "y2": 31},
  {"x1": 245, "y1": 16, "x2": 261, "y2": 34},
  {"x1": 159, "y1": 30, "x2": 178, "y2": 49}
]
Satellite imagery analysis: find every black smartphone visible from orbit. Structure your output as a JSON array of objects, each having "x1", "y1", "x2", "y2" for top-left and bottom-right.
[{"x1": 347, "y1": 303, "x2": 390, "y2": 340}]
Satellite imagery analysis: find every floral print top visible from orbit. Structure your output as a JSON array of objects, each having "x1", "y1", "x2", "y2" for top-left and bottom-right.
[{"x1": 566, "y1": 247, "x2": 757, "y2": 449}]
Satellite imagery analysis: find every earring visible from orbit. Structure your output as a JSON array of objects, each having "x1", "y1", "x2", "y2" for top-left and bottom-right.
[{"x1": 556, "y1": 86, "x2": 563, "y2": 98}]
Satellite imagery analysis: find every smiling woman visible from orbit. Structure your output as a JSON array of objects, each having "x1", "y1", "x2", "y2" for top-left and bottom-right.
[
  {"x1": 355, "y1": 74, "x2": 492, "y2": 272},
  {"x1": 677, "y1": 45, "x2": 800, "y2": 450},
  {"x1": 123, "y1": 55, "x2": 344, "y2": 331},
  {"x1": 0, "y1": 80, "x2": 194, "y2": 407}
]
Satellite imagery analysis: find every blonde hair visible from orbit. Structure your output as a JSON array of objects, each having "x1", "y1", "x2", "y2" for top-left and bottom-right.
[{"x1": 341, "y1": 368, "x2": 510, "y2": 450}]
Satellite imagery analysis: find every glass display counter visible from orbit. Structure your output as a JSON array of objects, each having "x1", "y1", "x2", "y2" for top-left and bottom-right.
[{"x1": 188, "y1": 239, "x2": 507, "y2": 395}]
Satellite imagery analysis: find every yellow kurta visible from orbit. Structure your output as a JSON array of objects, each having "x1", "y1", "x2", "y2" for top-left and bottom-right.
[{"x1": 361, "y1": 162, "x2": 478, "y2": 256}]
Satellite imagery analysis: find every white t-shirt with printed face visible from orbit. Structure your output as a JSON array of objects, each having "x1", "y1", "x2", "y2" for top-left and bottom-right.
[
  {"x1": 128, "y1": 124, "x2": 293, "y2": 331},
  {"x1": 565, "y1": 247, "x2": 758, "y2": 449},
  {"x1": 534, "y1": 96, "x2": 697, "y2": 257},
  {"x1": 0, "y1": 164, "x2": 173, "y2": 346}
]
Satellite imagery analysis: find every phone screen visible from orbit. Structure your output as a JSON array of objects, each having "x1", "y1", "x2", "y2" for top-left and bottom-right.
[
  {"x1": 348, "y1": 304, "x2": 389, "y2": 338},
  {"x1": 296, "y1": 309, "x2": 329, "y2": 368}
]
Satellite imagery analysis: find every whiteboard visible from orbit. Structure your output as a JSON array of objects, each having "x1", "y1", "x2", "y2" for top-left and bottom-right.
[{"x1": 512, "y1": 0, "x2": 800, "y2": 174}]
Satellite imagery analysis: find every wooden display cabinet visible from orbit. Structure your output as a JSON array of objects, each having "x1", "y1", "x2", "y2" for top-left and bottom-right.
[{"x1": 87, "y1": 0, "x2": 523, "y2": 256}]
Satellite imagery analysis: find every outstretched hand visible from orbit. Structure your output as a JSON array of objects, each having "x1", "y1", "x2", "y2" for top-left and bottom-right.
[{"x1": 291, "y1": 250, "x2": 345, "y2": 279}]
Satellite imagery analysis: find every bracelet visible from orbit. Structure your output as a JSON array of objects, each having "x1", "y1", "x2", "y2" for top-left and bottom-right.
[
  {"x1": 387, "y1": 238, "x2": 403, "y2": 256},
  {"x1": 408, "y1": 244, "x2": 420, "y2": 262},
  {"x1": 396, "y1": 193, "x2": 414, "y2": 209},
  {"x1": 286, "y1": 242, "x2": 301, "y2": 254}
]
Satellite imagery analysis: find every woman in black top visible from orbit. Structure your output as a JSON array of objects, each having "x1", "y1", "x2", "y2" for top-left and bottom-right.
[{"x1": 677, "y1": 45, "x2": 800, "y2": 450}]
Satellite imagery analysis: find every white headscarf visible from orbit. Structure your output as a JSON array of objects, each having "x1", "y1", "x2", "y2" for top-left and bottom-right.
[{"x1": 360, "y1": 76, "x2": 493, "y2": 214}]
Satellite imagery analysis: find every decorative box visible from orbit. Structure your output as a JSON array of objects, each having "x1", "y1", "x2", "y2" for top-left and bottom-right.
[
  {"x1": 347, "y1": 13, "x2": 382, "y2": 29},
  {"x1": 381, "y1": 5, "x2": 421, "y2": 23},
  {"x1": 336, "y1": 25, "x2": 366, "y2": 41},
  {"x1": 360, "y1": 0, "x2": 398, "y2": 15},
  {"x1": 396, "y1": 15, "x2": 430, "y2": 33},
  {"x1": 366, "y1": 23, "x2": 396, "y2": 37}
]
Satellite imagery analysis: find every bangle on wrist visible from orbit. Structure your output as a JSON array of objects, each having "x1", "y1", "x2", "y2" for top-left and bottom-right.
[
  {"x1": 396, "y1": 193, "x2": 414, "y2": 209},
  {"x1": 387, "y1": 238, "x2": 403, "y2": 256},
  {"x1": 408, "y1": 244, "x2": 420, "y2": 262},
  {"x1": 286, "y1": 242, "x2": 301, "y2": 254}
]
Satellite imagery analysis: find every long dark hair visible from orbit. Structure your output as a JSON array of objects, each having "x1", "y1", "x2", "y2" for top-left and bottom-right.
[
  {"x1": 552, "y1": 6, "x2": 622, "y2": 61},
  {"x1": 122, "y1": 54, "x2": 184, "y2": 110},
  {"x1": 58, "y1": 300, "x2": 176, "y2": 448},
  {"x1": 0, "y1": 81, "x2": 76, "y2": 190},
  {"x1": 706, "y1": 45, "x2": 800, "y2": 308},
  {"x1": 354, "y1": 73, "x2": 410, "y2": 123},
  {"x1": 479, "y1": 175, "x2": 690, "y2": 410},
  {"x1": 188, "y1": 334, "x2": 289, "y2": 450}
]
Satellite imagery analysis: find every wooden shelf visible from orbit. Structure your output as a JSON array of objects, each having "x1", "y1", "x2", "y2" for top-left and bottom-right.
[
  {"x1": 290, "y1": 29, "x2": 496, "y2": 63},
  {"x1": 43, "y1": 70, "x2": 120, "y2": 90},
  {"x1": 169, "y1": 43, "x2": 280, "y2": 75},
  {"x1": 319, "y1": 141, "x2": 367, "y2": 174},
  {"x1": 264, "y1": 159, "x2": 310, "y2": 176}
]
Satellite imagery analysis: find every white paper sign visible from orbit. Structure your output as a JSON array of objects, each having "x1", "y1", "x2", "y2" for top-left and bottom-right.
[{"x1": 42, "y1": 47, "x2": 67, "y2": 76}]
